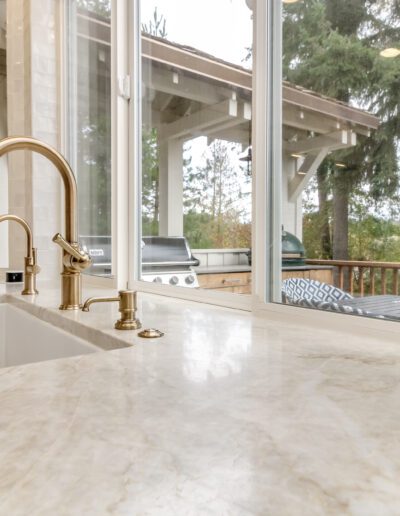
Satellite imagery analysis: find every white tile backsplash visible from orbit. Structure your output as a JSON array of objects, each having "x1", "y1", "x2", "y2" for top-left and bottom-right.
[{"x1": 7, "y1": 0, "x2": 60, "y2": 280}]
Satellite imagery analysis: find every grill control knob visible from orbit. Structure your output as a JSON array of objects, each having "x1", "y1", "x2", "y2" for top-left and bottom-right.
[
  {"x1": 185, "y1": 275, "x2": 195, "y2": 285},
  {"x1": 169, "y1": 276, "x2": 179, "y2": 286},
  {"x1": 153, "y1": 276, "x2": 163, "y2": 283}
]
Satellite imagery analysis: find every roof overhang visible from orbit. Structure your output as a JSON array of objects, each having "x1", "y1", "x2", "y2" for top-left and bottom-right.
[
  {"x1": 142, "y1": 35, "x2": 379, "y2": 136},
  {"x1": 77, "y1": 10, "x2": 380, "y2": 157}
]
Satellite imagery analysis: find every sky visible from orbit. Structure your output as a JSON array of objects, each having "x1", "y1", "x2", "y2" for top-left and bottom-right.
[{"x1": 141, "y1": 0, "x2": 253, "y2": 67}]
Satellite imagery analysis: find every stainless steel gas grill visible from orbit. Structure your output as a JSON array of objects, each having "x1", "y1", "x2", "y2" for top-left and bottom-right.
[{"x1": 141, "y1": 236, "x2": 200, "y2": 288}]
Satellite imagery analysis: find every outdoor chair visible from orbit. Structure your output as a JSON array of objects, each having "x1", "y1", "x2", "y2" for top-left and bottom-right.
[{"x1": 281, "y1": 277, "x2": 376, "y2": 317}]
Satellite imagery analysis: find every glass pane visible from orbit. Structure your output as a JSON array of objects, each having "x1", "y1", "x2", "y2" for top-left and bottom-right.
[
  {"x1": 280, "y1": 0, "x2": 400, "y2": 321},
  {"x1": 140, "y1": 0, "x2": 253, "y2": 295},
  {"x1": 68, "y1": 0, "x2": 112, "y2": 276}
]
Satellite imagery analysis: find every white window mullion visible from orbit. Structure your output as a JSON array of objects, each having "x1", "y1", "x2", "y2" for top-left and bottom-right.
[
  {"x1": 252, "y1": 0, "x2": 282, "y2": 306},
  {"x1": 127, "y1": 0, "x2": 142, "y2": 287},
  {"x1": 112, "y1": 0, "x2": 130, "y2": 289}
]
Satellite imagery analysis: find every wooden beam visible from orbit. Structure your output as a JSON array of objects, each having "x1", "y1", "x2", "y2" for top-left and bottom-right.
[
  {"x1": 285, "y1": 130, "x2": 356, "y2": 155},
  {"x1": 288, "y1": 149, "x2": 328, "y2": 201},
  {"x1": 205, "y1": 118, "x2": 248, "y2": 137},
  {"x1": 158, "y1": 99, "x2": 238, "y2": 141},
  {"x1": 143, "y1": 35, "x2": 378, "y2": 131},
  {"x1": 142, "y1": 36, "x2": 253, "y2": 91},
  {"x1": 203, "y1": 102, "x2": 251, "y2": 136},
  {"x1": 159, "y1": 94, "x2": 174, "y2": 112},
  {"x1": 205, "y1": 127, "x2": 250, "y2": 145},
  {"x1": 283, "y1": 84, "x2": 379, "y2": 130},
  {"x1": 242, "y1": 102, "x2": 252, "y2": 120},
  {"x1": 287, "y1": 130, "x2": 357, "y2": 201},
  {"x1": 283, "y1": 106, "x2": 339, "y2": 135},
  {"x1": 76, "y1": 12, "x2": 379, "y2": 134},
  {"x1": 142, "y1": 61, "x2": 226, "y2": 105}
]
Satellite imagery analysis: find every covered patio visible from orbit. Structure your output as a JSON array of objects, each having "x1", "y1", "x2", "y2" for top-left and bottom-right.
[
  {"x1": 141, "y1": 34, "x2": 379, "y2": 292},
  {"x1": 79, "y1": 12, "x2": 381, "y2": 294}
]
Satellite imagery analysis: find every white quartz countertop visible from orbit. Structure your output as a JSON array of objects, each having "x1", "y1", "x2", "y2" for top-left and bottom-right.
[{"x1": 1, "y1": 283, "x2": 400, "y2": 514}]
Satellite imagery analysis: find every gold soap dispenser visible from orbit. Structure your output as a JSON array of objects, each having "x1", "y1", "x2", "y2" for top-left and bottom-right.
[{"x1": 82, "y1": 290, "x2": 141, "y2": 330}]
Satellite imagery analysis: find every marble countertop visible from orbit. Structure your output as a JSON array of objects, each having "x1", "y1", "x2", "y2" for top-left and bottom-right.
[{"x1": 1, "y1": 283, "x2": 400, "y2": 514}]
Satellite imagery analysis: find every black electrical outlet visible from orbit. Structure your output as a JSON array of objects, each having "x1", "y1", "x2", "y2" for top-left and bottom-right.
[{"x1": 6, "y1": 271, "x2": 23, "y2": 283}]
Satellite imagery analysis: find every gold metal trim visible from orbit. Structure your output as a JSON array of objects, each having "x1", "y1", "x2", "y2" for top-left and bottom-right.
[
  {"x1": 0, "y1": 214, "x2": 40, "y2": 295},
  {"x1": 138, "y1": 328, "x2": 164, "y2": 339},
  {"x1": 0, "y1": 137, "x2": 92, "y2": 309}
]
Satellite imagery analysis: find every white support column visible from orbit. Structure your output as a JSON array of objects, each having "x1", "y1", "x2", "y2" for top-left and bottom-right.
[{"x1": 158, "y1": 138, "x2": 184, "y2": 237}]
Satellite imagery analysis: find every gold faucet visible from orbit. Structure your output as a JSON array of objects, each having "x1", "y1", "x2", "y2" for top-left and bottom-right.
[
  {"x1": 82, "y1": 290, "x2": 142, "y2": 330},
  {"x1": 0, "y1": 136, "x2": 92, "y2": 309},
  {"x1": 0, "y1": 214, "x2": 40, "y2": 295}
]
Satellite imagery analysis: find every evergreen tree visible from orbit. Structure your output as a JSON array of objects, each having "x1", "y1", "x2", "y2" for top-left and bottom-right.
[
  {"x1": 283, "y1": 0, "x2": 400, "y2": 261},
  {"x1": 76, "y1": 0, "x2": 111, "y2": 18},
  {"x1": 142, "y1": 8, "x2": 167, "y2": 38},
  {"x1": 183, "y1": 139, "x2": 251, "y2": 249},
  {"x1": 141, "y1": 8, "x2": 168, "y2": 235}
]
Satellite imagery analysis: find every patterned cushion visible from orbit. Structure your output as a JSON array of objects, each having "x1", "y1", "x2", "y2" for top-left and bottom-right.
[
  {"x1": 282, "y1": 278, "x2": 353, "y2": 304},
  {"x1": 296, "y1": 298, "x2": 370, "y2": 316},
  {"x1": 282, "y1": 278, "x2": 385, "y2": 319}
]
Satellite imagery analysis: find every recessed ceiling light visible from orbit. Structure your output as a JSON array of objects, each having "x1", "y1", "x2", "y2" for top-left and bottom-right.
[{"x1": 380, "y1": 47, "x2": 400, "y2": 58}]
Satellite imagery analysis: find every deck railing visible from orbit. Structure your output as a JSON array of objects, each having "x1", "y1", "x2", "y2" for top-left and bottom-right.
[{"x1": 305, "y1": 259, "x2": 400, "y2": 297}]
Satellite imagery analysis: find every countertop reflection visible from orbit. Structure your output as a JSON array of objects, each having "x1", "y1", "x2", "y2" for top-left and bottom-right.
[{"x1": 0, "y1": 283, "x2": 400, "y2": 515}]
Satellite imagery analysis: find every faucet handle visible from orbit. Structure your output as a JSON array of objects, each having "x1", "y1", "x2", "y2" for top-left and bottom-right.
[
  {"x1": 53, "y1": 233, "x2": 87, "y2": 260},
  {"x1": 53, "y1": 233, "x2": 91, "y2": 272},
  {"x1": 26, "y1": 263, "x2": 41, "y2": 274}
]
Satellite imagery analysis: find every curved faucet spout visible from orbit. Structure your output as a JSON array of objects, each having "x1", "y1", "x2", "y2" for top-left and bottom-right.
[
  {"x1": 0, "y1": 214, "x2": 33, "y2": 258},
  {"x1": 0, "y1": 214, "x2": 40, "y2": 295},
  {"x1": 0, "y1": 136, "x2": 77, "y2": 243},
  {"x1": 0, "y1": 136, "x2": 91, "y2": 309}
]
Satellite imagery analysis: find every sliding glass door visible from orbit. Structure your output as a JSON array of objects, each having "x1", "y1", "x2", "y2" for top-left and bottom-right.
[
  {"x1": 139, "y1": 0, "x2": 254, "y2": 297},
  {"x1": 66, "y1": 0, "x2": 112, "y2": 277},
  {"x1": 279, "y1": 0, "x2": 400, "y2": 322}
]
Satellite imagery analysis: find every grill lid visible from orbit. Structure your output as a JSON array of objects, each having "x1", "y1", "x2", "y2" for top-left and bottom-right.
[
  {"x1": 142, "y1": 236, "x2": 199, "y2": 267},
  {"x1": 282, "y1": 231, "x2": 305, "y2": 266}
]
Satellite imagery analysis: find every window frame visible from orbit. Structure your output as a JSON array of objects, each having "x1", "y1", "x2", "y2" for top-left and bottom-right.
[
  {"x1": 60, "y1": 0, "x2": 400, "y2": 335},
  {"x1": 62, "y1": 0, "x2": 277, "y2": 311},
  {"x1": 126, "y1": 0, "x2": 271, "y2": 311},
  {"x1": 62, "y1": 0, "x2": 129, "y2": 290}
]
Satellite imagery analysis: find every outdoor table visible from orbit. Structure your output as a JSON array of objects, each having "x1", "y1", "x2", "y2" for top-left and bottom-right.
[{"x1": 336, "y1": 295, "x2": 400, "y2": 320}]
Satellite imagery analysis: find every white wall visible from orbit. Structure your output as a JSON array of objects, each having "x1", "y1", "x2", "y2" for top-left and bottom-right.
[{"x1": 6, "y1": 0, "x2": 60, "y2": 280}]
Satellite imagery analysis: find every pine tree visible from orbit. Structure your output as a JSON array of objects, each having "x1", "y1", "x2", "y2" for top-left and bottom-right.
[
  {"x1": 141, "y1": 9, "x2": 168, "y2": 235},
  {"x1": 283, "y1": 0, "x2": 400, "y2": 261},
  {"x1": 183, "y1": 139, "x2": 251, "y2": 248}
]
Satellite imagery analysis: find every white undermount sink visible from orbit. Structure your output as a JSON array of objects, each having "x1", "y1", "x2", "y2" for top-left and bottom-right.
[{"x1": 0, "y1": 303, "x2": 98, "y2": 368}]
